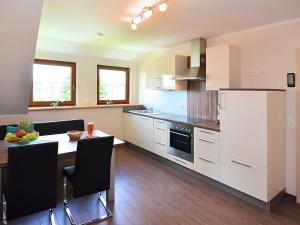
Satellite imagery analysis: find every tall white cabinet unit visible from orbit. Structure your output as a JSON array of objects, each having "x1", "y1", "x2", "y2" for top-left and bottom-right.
[{"x1": 219, "y1": 90, "x2": 286, "y2": 202}]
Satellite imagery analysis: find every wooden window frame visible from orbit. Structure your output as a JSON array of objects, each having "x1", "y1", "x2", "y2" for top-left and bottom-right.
[
  {"x1": 29, "y1": 59, "x2": 76, "y2": 107},
  {"x1": 97, "y1": 65, "x2": 130, "y2": 105}
]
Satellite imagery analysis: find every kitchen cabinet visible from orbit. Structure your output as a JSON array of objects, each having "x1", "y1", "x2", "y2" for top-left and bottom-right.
[
  {"x1": 123, "y1": 113, "x2": 154, "y2": 152},
  {"x1": 145, "y1": 53, "x2": 187, "y2": 90},
  {"x1": 194, "y1": 128, "x2": 220, "y2": 181},
  {"x1": 206, "y1": 45, "x2": 241, "y2": 90},
  {"x1": 153, "y1": 119, "x2": 168, "y2": 158},
  {"x1": 123, "y1": 113, "x2": 139, "y2": 145},
  {"x1": 219, "y1": 90, "x2": 286, "y2": 202}
]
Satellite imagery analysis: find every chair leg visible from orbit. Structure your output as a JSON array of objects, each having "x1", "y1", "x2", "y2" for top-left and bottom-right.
[
  {"x1": 98, "y1": 192, "x2": 113, "y2": 217},
  {"x1": 49, "y1": 209, "x2": 58, "y2": 225},
  {"x1": 2, "y1": 194, "x2": 7, "y2": 225},
  {"x1": 63, "y1": 177, "x2": 77, "y2": 225}
]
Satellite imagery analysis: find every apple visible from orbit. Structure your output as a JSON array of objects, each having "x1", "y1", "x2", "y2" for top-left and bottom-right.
[{"x1": 16, "y1": 129, "x2": 26, "y2": 138}]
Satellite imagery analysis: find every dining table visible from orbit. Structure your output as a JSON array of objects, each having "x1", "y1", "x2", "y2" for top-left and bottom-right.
[{"x1": 0, "y1": 130, "x2": 124, "y2": 204}]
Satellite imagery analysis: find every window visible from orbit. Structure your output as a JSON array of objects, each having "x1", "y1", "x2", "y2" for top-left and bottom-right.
[
  {"x1": 30, "y1": 59, "x2": 76, "y2": 107},
  {"x1": 97, "y1": 65, "x2": 130, "y2": 105}
]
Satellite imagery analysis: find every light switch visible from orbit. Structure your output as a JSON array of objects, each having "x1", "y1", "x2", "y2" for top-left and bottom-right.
[{"x1": 288, "y1": 117, "x2": 295, "y2": 129}]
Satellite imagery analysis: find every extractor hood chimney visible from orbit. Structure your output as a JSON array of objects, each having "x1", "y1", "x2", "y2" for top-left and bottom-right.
[{"x1": 173, "y1": 38, "x2": 206, "y2": 81}]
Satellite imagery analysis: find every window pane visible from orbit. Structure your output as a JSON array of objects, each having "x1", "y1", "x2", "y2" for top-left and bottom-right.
[
  {"x1": 99, "y1": 69, "x2": 126, "y2": 101},
  {"x1": 33, "y1": 64, "x2": 72, "y2": 101}
]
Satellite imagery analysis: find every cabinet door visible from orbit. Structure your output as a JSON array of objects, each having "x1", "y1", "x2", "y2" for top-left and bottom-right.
[
  {"x1": 220, "y1": 155, "x2": 267, "y2": 201},
  {"x1": 145, "y1": 59, "x2": 159, "y2": 89},
  {"x1": 206, "y1": 45, "x2": 230, "y2": 90},
  {"x1": 123, "y1": 113, "x2": 138, "y2": 145},
  {"x1": 220, "y1": 91, "x2": 268, "y2": 167},
  {"x1": 137, "y1": 116, "x2": 154, "y2": 152},
  {"x1": 154, "y1": 119, "x2": 168, "y2": 158},
  {"x1": 158, "y1": 54, "x2": 172, "y2": 76}
]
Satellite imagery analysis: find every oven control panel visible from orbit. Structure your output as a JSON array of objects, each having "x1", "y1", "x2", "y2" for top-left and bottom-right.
[{"x1": 169, "y1": 123, "x2": 193, "y2": 134}]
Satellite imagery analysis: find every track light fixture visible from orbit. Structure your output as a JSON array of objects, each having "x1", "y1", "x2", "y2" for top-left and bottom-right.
[{"x1": 130, "y1": 0, "x2": 169, "y2": 30}]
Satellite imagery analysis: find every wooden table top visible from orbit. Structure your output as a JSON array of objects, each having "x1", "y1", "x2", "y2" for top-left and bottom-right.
[{"x1": 0, "y1": 130, "x2": 124, "y2": 167}]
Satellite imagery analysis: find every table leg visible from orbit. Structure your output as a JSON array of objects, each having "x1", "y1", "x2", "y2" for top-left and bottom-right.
[{"x1": 108, "y1": 148, "x2": 115, "y2": 202}]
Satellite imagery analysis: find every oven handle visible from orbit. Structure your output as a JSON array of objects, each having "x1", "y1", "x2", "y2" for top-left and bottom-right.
[{"x1": 170, "y1": 130, "x2": 191, "y2": 137}]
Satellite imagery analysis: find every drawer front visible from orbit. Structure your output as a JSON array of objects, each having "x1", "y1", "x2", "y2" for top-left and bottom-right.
[
  {"x1": 154, "y1": 141, "x2": 168, "y2": 158},
  {"x1": 194, "y1": 137, "x2": 219, "y2": 161},
  {"x1": 154, "y1": 127, "x2": 167, "y2": 144},
  {"x1": 154, "y1": 119, "x2": 168, "y2": 130},
  {"x1": 194, "y1": 127, "x2": 220, "y2": 141},
  {"x1": 194, "y1": 156, "x2": 219, "y2": 181},
  {"x1": 220, "y1": 155, "x2": 267, "y2": 201},
  {"x1": 168, "y1": 154, "x2": 194, "y2": 170}
]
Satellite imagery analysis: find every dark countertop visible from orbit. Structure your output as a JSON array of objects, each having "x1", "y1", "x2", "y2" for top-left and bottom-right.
[{"x1": 125, "y1": 111, "x2": 220, "y2": 132}]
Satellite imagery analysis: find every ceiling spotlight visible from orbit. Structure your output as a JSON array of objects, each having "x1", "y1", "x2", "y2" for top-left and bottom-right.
[
  {"x1": 131, "y1": 22, "x2": 138, "y2": 30},
  {"x1": 132, "y1": 15, "x2": 142, "y2": 24},
  {"x1": 143, "y1": 8, "x2": 153, "y2": 18},
  {"x1": 159, "y1": 2, "x2": 167, "y2": 12}
]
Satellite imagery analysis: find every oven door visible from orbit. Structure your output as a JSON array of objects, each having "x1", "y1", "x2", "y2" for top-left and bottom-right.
[{"x1": 168, "y1": 129, "x2": 193, "y2": 162}]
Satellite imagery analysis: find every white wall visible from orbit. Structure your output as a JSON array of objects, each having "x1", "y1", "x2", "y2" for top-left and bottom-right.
[
  {"x1": 0, "y1": 107, "x2": 125, "y2": 140},
  {"x1": 207, "y1": 19, "x2": 300, "y2": 195},
  {"x1": 0, "y1": 0, "x2": 43, "y2": 115},
  {"x1": 35, "y1": 51, "x2": 139, "y2": 106}
]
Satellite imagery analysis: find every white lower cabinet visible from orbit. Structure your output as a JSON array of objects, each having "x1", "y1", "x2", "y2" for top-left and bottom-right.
[
  {"x1": 123, "y1": 113, "x2": 153, "y2": 152},
  {"x1": 193, "y1": 128, "x2": 220, "y2": 181},
  {"x1": 153, "y1": 119, "x2": 168, "y2": 158},
  {"x1": 220, "y1": 155, "x2": 267, "y2": 201}
]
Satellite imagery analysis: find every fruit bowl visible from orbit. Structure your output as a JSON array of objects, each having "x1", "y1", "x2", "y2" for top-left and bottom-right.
[
  {"x1": 5, "y1": 131, "x2": 39, "y2": 144},
  {"x1": 67, "y1": 130, "x2": 82, "y2": 141}
]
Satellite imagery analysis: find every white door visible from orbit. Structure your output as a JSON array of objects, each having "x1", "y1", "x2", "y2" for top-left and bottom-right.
[{"x1": 137, "y1": 116, "x2": 154, "y2": 152}]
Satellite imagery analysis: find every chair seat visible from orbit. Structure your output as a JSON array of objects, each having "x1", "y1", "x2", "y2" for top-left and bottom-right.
[{"x1": 62, "y1": 166, "x2": 75, "y2": 185}]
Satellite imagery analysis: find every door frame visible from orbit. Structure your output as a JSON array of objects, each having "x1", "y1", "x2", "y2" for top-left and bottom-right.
[{"x1": 296, "y1": 48, "x2": 300, "y2": 203}]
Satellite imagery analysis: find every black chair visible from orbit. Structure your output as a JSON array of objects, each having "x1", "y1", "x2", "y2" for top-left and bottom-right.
[
  {"x1": 2, "y1": 141, "x2": 59, "y2": 225},
  {"x1": 34, "y1": 119, "x2": 85, "y2": 136},
  {"x1": 0, "y1": 124, "x2": 17, "y2": 140},
  {"x1": 62, "y1": 136, "x2": 114, "y2": 225}
]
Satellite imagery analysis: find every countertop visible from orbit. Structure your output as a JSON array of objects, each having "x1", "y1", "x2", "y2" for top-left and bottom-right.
[{"x1": 125, "y1": 111, "x2": 220, "y2": 132}]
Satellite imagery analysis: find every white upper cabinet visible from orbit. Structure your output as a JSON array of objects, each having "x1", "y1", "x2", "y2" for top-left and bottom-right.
[
  {"x1": 206, "y1": 44, "x2": 241, "y2": 90},
  {"x1": 145, "y1": 53, "x2": 187, "y2": 90}
]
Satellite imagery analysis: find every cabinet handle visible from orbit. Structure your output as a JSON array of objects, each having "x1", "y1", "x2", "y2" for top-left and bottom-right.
[
  {"x1": 156, "y1": 127, "x2": 166, "y2": 131},
  {"x1": 170, "y1": 130, "x2": 190, "y2": 137},
  {"x1": 197, "y1": 138, "x2": 215, "y2": 144},
  {"x1": 198, "y1": 130, "x2": 214, "y2": 134},
  {"x1": 231, "y1": 160, "x2": 252, "y2": 168},
  {"x1": 141, "y1": 117, "x2": 149, "y2": 121},
  {"x1": 198, "y1": 157, "x2": 214, "y2": 164},
  {"x1": 173, "y1": 158, "x2": 186, "y2": 164},
  {"x1": 156, "y1": 121, "x2": 166, "y2": 124},
  {"x1": 155, "y1": 142, "x2": 166, "y2": 146},
  {"x1": 220, "y1": 93, "x2": 226, "y2": 109}
]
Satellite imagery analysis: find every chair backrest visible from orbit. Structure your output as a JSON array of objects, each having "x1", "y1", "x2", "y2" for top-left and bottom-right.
[
  {"x1": 34, "y1": 119, "x2": 84, "y2": 136},
  {"x1": 6, "y1": 141, "x2": 58, "y2": 220},
  {"x1": 0, "y1": 124, "x2": 17, "y2": 140},
  {"x1": 73, "y1": 136, "x2": 114, "y2": 198}
]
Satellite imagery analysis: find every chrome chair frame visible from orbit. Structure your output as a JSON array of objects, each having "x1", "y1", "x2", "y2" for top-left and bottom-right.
[{"x1": 63, "y1": 177, "x2": 113, "y2": 225}]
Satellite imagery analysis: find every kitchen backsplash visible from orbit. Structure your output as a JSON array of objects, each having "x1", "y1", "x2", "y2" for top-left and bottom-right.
[{"x1": 140, "y1": 89, "x2": 187, "y2": 116}]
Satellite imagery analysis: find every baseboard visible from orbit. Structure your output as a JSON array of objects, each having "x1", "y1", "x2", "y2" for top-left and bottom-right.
[{"x1": 125, "y1": 142, "x2": 285, "y2": 212}]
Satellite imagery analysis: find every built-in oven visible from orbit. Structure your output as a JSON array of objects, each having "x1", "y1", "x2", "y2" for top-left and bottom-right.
[{"x1": 168, "y1": 122, "x2": 194, "y2": 163}]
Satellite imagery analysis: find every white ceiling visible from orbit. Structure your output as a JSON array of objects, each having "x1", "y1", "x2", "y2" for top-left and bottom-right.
[{"x1": 38, "y1": 0, "x2": 300, "y2": 54}]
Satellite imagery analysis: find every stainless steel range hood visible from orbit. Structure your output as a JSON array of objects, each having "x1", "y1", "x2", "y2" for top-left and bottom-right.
[{"x1": 173, "y1": 38, "x2": 206, "y2": 81}]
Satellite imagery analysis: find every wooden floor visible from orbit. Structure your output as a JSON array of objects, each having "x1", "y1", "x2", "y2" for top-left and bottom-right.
[{"x1": 6, "y1": 145, "x2": 300, "y2": 225}]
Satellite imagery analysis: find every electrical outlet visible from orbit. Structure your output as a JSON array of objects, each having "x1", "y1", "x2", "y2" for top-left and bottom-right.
[
  {"x1": 288, "y1": 117, "x2": 295, "y2": 129},
  {"x1": 248, "y1": 70, "x2": 258, "y2": 76},
  {"x1": 178, "y1": 105, "x2": 184, "y2": 110}
]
